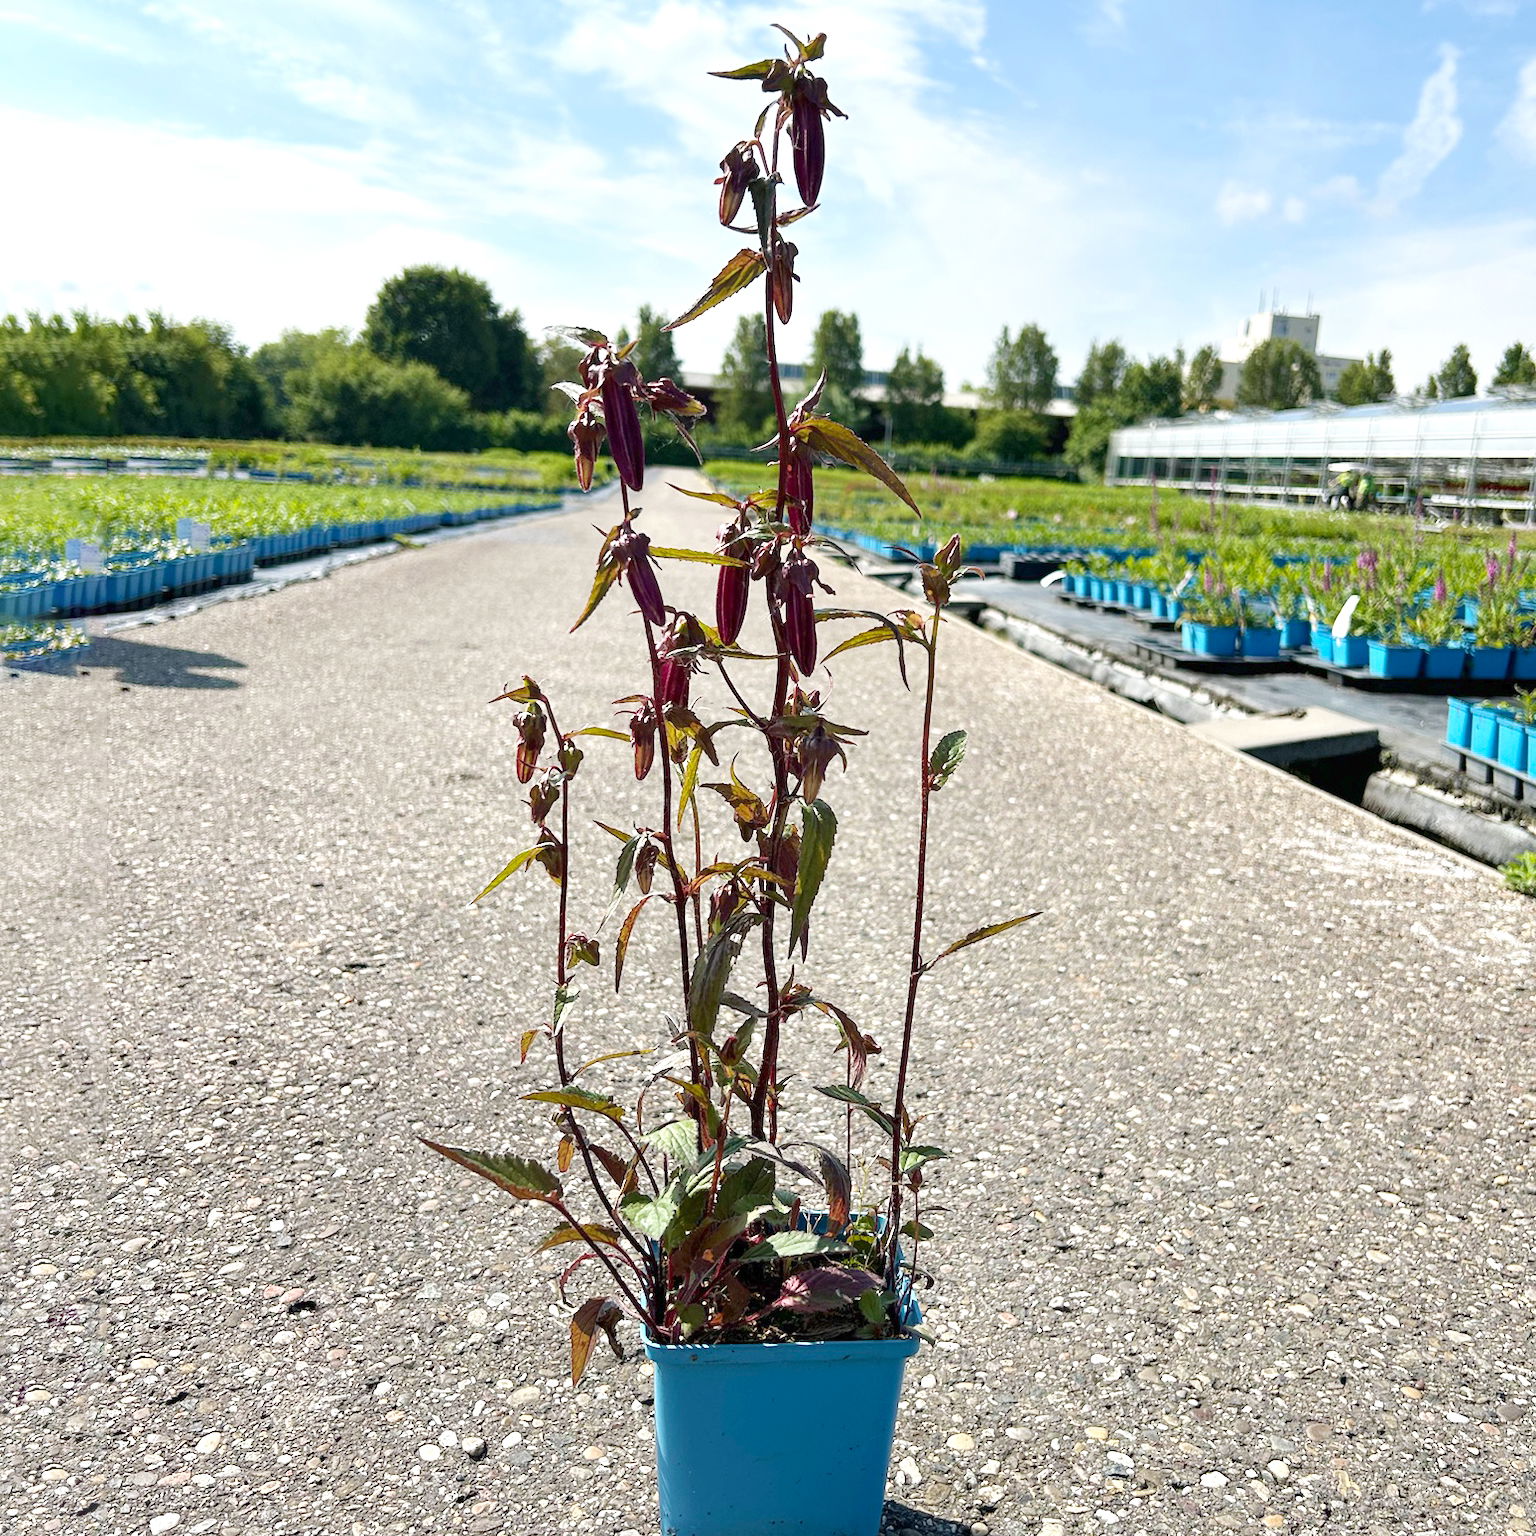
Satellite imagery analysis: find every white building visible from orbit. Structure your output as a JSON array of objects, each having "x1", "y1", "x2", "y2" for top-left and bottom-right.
[
  {"x1": 1106, "y1": 394, "x2": 1536, "y2": 522},
  {"x1": 1217, "y1": 309, "x2": 1361, "y2": 403}
]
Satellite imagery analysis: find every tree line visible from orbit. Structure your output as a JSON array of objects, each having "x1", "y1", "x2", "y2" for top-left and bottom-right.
[{"x1": 4, "y1": 267, "x2": 1533, "y2": 476}]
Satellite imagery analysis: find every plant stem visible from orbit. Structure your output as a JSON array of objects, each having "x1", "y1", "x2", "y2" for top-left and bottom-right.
[
  {"x1": 885, "y1": 603, "x2": 942, "y2": 1289},
  {"x1": 750, "y1": 119, "x2": 797, "y2": 1143}
]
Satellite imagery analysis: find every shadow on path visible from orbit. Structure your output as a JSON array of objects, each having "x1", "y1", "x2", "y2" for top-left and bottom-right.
[
  {"x1": 83, "y1": 634, "x2": 246, "y2": 690},
  {"x1": 882, "y1": 1501, "x2": 975, "y2": 1535}
]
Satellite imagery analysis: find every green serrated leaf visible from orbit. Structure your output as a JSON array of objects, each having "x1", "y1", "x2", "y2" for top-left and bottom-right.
[
  {"x1": 926, "y1": 911, "x2": 1041, "y2": 969},
  {"x1": 645, "y1": 1119, "x2": 700, "y2": 1164},
  {"x1": 536, "y1": 1222, "x2": 622, "y2": 1253},
  {"x1": 649, "y1": 545, "x2": 745, "y2": 566},
  {"x1": 708, "y1": 56, "x2": 779, "y2": 79},
  {"x1": 794, "y1": 415, "x2": 921, "y2": 515},
  {"x1": 927, "y1": 729, "x2": 967, "y2": 790},
  {"x1": 789, "y1": 799, "x2": 836, "y2": 955},
  {"x1": 522, "y1": 1087, "x2": 625, "y2": 1122},
  {"x1": 714, "y1": 1157, "x2": 776, "y2": 1221},
  {"x1": 748, "y1": 1230, "x2": 847, "y2": 1260},
  {"x1": 664, "y1": 249, "x2": 767, "y2": 332},
  {"x1": 814, "y1": 1082, "x2": 895, "y2": 1136},
  {"x1": 420, "y1": 1140, "x2": 562, "y2": 1202},
  {"x1": 858, "y1": 1287, "x2": 891, "y2": 1325},
  {"x1": 471, "y1": 846, "x2": 541, "y2": 904}
]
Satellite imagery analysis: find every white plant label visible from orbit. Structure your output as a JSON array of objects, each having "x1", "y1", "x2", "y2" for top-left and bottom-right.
[
  {"x1": 1172, "y1": 569, "x2": 1196, "y2": 598},
  {"x1": 1040, "y1": 570, "x2": 1065, "y2": 588},
  {"x1": 65, "y1": 539, "x2": 105, "y2": 572},
  {"x1": 1331, "y1": 593, "x2": 1360, "y2": 641},
  {"x1": 176, "y1": 518, "x2": 213, "y2": 549}
]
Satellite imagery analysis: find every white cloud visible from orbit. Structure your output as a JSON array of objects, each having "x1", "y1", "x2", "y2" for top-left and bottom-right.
[
  {"x1": 1373, "y1": 44, "x2": 1462, "y2": 213},
  {"x1": 1499, "y1": 55, "x2": 1536, "y2": 161},
  {"x1": 1084, "y1": 0, "x2": 1127, "y2": 43},
  {"x1": 542, "y1": 0, "x2": 1152, "y2": 383},
  {"x1": 1282, "y1": 196, "x2": 1307, "y2": 223},
  {"x1": 1216, "y1": 182, "x2": 1273, "y2": 224}
]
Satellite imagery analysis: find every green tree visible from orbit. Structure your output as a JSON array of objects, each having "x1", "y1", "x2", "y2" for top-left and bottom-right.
[
  {"x1": 364, "y1": 266, "x2": 537, "y2": 413},
  {"x1": 1063, "y1": 403, "x2": 1123, "y2": 477},
  {"x1": 717, "y1": 314, "x2": 772, "y2": 435},
  {"x1": 1335, "y1": 349, "x2": 1395, "y2": 407},
  {"x1": 632, "y1": 304, "x2": 682, "y2": 382},
  {"x1": 287, "y1": 346, "x2": 479, "y2": 450},
  {"x1": 969, "y1": 409, "x2": 1050, "y2": 464},
  {"x1": 253, "y1": 329, "x2": 353, "y2": 412},
  {"x1": 1436, "y1": 343, "x2": 1477, "y2": 400},
  {"x1": 808, "y1": 309, "x2": 864, "y2": 422},
  {"x1": 985, "y1": 323, "x2": 1058, "y2": 411},
  {"x1": 1074, "y1": 339, "x2": 1127, "y2": 411},
  {"x1": 1237, "y1": 337, "x2": 1322, "y2": 410},
  {"x1": 1424, "y1": 373, "x2": 1439, "y2": 400},
  {"x1": 885, "y1": 346, "x2": 945, "y2": 442},
  {"x1": 1118, "y1": 356, "x2": 1183, "y2": 421},
  {"x1": 1182, "y1": 344, "x2": 1223, "y2": 413},
  {"x1": 1493, "y1": 341, "x2": 1536, "y2": 387},
  {"x1": 486, "y1": 309, "x2": 541, "y2": 412}
]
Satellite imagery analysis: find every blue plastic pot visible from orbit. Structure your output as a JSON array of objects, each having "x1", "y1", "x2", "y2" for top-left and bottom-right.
[
  {"x1": 1148, "y1": 591, "x2": 1168, "y2": 619},
  {"x1": 1068, "y1": 573, "x2": 1089, "y2": 596},
  {"x1": 1311, "y1": 625, "x2": 1334, "y2": 663},
  {"x1": 1422, "y1": 645, "x2": 1465, "y2": 681},
  {"x1": 1470, "y1": 703, "x2": 1503, "y2": 758},
  {"x1": 1513, "y1": 647, "x2": 1536, "y2": 681},
  {"x1": 1113, "y1": 579, "x2": 1133, "y2": 605},
  {"x1": 1183, "y1": 623, "x2": 1240, "y2": 657},
  {"x1": 1130, "y1": 583, "x2": 1152, "y2": 610},
  {"x1": 1468, "y1": 646, "x2": 1513, "y2": 681},
  {"x1": 646, "y1": 1321, "x2": 919, "y2": 1536},
  {"x1": 1333, "y1": 634, "x2": 1369, "y2": 670},
  {"x1": 1242, "y1": 626, "x2": 1281, "y2": 659},
  {"x1": 1087, "y1": 577, "x2": 1106, "y2": 601},
  {"x1": 1280, "y1": 618, "x2": 1310, "y2": 650},
  {"x1": 1496, "y1": 715, "x2": 1529, "y2": 773},
  {"x1": 1446, "y1": 697, "x2": 1472, "y2": 749},
  {"x1": 1367, "y1": 641, "x2": 1423, "y2": 681}
]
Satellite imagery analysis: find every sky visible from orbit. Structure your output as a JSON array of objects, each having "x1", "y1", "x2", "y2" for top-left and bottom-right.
[{"x1": 2, "y1": 0, "x2": 1534, "y2": 394}]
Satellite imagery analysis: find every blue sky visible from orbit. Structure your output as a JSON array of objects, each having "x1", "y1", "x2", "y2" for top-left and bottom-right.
[{"x1": 3, "y1": 0, "x2": 1534, "y2": 392}]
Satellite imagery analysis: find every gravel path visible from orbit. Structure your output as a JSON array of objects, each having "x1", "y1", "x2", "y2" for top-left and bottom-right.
[{"x1": 4, "y1": 472, "x2": 1534, "y2": 1536}]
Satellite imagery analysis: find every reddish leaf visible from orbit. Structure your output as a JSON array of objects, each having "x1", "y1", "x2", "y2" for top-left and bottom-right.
[
  {"x1": 614, "y1": 896, "x2": 652, "y2": 989},
  {"x1": 768, "y1": 1265, "x2": 880, "y2": 1315},
  {"x1": 419, "y1": 1141, "x2": 562, "y2": 1202},
  {"x1": 536, "y1": 1222, "x2": 622, "y2": 1253},
  {"x1": 570, "y1": 1297, "x2": 625, "y2": 1386}
]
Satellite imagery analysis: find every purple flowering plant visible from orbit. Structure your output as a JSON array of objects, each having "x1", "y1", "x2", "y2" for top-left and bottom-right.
[{"x1": 422, "y1": 27, "x2": 1035, "y2": 1380}]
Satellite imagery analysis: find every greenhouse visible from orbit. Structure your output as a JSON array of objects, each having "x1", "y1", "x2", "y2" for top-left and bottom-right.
[{"x1": 1106, "y1": 394, "x2": 1536, "y2": 523}]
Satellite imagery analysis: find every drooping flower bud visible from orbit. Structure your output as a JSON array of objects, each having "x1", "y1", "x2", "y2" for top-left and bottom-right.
[
  {"x1": 630, "y1": 700, "x2": 658, "y2": 781},
  {"x1": 515, "y1": 704, "x2": 546, "y2": 784},
  {"x1": 715, "y1": 517, "x2": 751, "y2": 645},
  {"x1": 598, "y1": 358, "x2": 646, "y2": 491},
  {"x1": 715, "y1": 142, "x2": 758, "y2": 227},
  {"x1": 567, "y1": 409, "x2": 604, "y2": 492},
  {"x1": 780, "y1": 546, "x2": 819, "y2": 675},
  {"x1": 782, "y1": 443, "x2": 814, "y2": 534},
  {"x1": 612, "y1": 522, "x2": 666, "y2": 627},
  {"x1": 769, "y1": 237, "x2": 797, "y2": 324},
  {"x1": 565, "y1": 933, "x2": 600, "y2": 969},
  {"x1": 786, "y1": 73, "x2": 843, "y2": 207},
  {"x1": 789, "y1": 94, "x2": 825, "y2": 207}
]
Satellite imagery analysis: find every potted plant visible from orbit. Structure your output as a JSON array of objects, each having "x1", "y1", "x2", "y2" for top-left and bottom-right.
[
  {"x1": 1410, "y1": 572, "x2": 1467, "y2": 681},
  {"x1": 1179, "y1": 566, "x2": 1241, "y2": 656},
  {"x1": 1497, "y1": 693, "x2": 1531, "y2": 774},
  {"x1": 420, "y1": 30, "x2": 1036, "y2": 1536},
  {"x1": 1469, "y1": 554, "x2": 1518, "y2": 681}
]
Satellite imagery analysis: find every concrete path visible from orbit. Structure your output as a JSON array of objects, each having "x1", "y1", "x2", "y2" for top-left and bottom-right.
[{"x1": 4, "y1": 472, "x2": 1535, "y2": 1536}]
